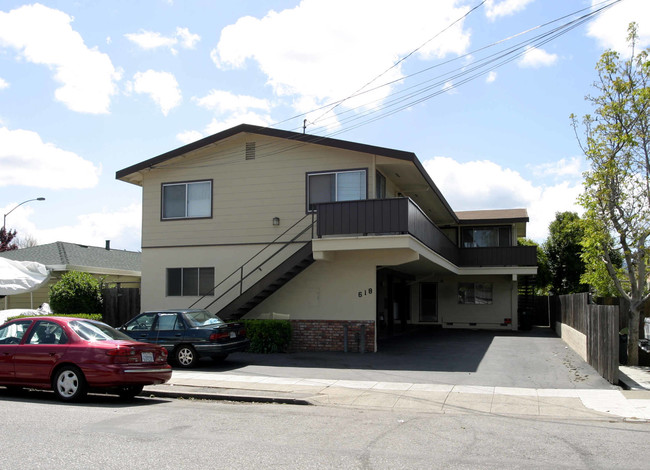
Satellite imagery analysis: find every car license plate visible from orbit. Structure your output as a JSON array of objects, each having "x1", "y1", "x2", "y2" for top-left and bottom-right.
[
  {"x1": 229, "y1": 331, "x2": 236, "y2": 339},
  {"x1": 141, "y1": 352, "x2": 154, "y2": 362}
]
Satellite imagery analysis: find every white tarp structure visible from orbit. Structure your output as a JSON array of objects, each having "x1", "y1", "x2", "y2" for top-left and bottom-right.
[{"x1": 0, "y1": 258, "x2": 50, "y2": 296}]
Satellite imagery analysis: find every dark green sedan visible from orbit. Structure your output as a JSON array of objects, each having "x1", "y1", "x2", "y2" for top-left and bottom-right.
[{"x1": 120, "y1": 309, "x2": 249, "y2": 368}]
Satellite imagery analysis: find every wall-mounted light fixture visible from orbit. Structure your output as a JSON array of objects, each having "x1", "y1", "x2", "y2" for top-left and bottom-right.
[{"x1": 273, "y1": 217, "x2": 280, "y2": 226}]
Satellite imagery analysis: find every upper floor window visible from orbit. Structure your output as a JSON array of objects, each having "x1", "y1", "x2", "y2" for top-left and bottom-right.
[
  {"x1": 307, "y1": 169, "x2": 367, "y2": 211},
  {"x1": 162, "y1": 180, "x2": 212, "y2": 220},
  {"x1": 461, "y1": 226, "x2": 511, "y2": 247}
]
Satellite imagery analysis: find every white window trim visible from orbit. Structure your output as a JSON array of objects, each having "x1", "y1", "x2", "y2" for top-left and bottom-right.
[{"x1": 161, "y1": 180, "x2": 213, "y2": 220}]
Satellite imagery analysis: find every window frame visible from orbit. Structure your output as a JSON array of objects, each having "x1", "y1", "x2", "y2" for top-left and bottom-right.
[
  {"x1": 305, "y1": 168, "x2": 368, "y2": 212},
  {"x1": 166, "y1": 267, "x2": 215, "y2": 297},
  {"x1": 161, "y1": 179, "x2": 213, "y2": 221},
  {"x1": 458, "y1": 282, "x2": 493, "y2": 305},
  {"x1": 461, "y1": 226, "x2": 511, "y2": 248}
]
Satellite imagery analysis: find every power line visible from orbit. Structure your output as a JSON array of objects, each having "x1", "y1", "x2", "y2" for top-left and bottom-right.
[{"x1": 152, "y1": 0, "x2": 620, "y2": 172}]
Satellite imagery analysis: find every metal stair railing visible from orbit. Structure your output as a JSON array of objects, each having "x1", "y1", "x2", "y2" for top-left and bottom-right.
[{"x1": 188, "y1": 212, "x2": 316, "y2": 312}]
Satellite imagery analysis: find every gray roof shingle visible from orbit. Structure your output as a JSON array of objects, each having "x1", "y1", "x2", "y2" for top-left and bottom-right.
[{"x1": 0, "y1": 241, "x2": 140, "y2": 273}]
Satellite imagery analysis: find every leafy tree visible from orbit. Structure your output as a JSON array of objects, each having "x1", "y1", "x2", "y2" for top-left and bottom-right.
[
  {"x1": 49, "y1": 271, "x2": 103, "y2": 314},
  {"x1": 571, "y1": 23, "x2": 650, "y2": 365},
  {"x1": 0, "y1": 227, "x2": 18, "y2": 252},
  {"x1": 544, "y1": 212, "x2": 588, "y2": 295},
  {"x1": 518, "y1": 238, "x2": 551, "y2": 294}
]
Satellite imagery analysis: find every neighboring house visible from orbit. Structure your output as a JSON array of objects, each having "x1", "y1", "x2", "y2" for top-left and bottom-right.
[
  {"x1": 0, "y1": 241, "x2": 141, "y2": 311},
  {"x1": 116, "y1": 124, "x2": 537, "y2": 352}
]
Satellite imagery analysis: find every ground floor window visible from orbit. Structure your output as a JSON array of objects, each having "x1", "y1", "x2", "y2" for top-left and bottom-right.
[
  {"x1": 166, "y1": 267, "x2": 214, "y2": 296},
  {"x1": 458, "y1": 282, "x2": 493, "y2": 304}
]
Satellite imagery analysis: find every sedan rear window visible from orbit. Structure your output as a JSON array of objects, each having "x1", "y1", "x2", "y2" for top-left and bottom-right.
[
  {"x1": 183, "y1": 310, "x2": 224, "y2": 327},
  {"x1": 70, "y1": 320, "x2": 134, "y2": 342}
]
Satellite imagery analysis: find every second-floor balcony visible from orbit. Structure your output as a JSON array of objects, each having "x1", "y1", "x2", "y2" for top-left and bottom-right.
[{"x1": 315, "y1": 198, "x2": 537, "y2": 268}]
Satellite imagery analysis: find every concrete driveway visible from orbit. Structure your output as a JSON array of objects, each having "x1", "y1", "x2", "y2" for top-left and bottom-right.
[{"x1": 196, "y1": 326, "x2": 616, "y2": 390}]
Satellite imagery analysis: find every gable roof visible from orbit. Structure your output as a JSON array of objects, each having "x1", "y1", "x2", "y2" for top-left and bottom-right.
[
  {"x1": 116, "y1": 123, "x2": 458, "y2": 223},
  {"x1": 0, "y1": 242, "x2": 141, "y2": 275}
]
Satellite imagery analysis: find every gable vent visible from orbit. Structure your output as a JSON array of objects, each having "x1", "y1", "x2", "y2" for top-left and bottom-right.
[{"x1": 245, "y1": 142, "x2": 256, "y2": 160}]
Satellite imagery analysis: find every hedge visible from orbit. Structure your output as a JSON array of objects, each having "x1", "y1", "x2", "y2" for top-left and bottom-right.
[{"x1": 242, "y1": 319, "x2": 292, "y2": 353}]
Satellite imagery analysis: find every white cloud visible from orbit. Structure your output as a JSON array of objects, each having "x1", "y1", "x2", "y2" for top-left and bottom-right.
[
  {"x1": 518, "y1": 46, "x2": 558, "y2": 68},
  {"x1": 211, "y1": 0, "x2": 472, "y2": 121},
  {"x1": 0, "y1": 4, "x2": 121, "y2": 114},
  {"x1": 125, "y1": 27, "x2": 200, "y2": 55},
  {"x1": 486, "y1": 71, "x2": 497, "y2": 83},
  {"x1": 194, "y1": 90, "x2": 271, "y2": 114},
  {"x1": 485, "y1": 0, "x2": 535, "y2": 20},
  {"x1": 27, "y1": 203, "x2": 142, "y2": 251},
  {"x1": 0, "y1": 127, "x2": 100, "y2": 189},
  {"x1": 178, "y1": 90, "x2": 273, "y2": 142},
  {"x1": 178, "y1": 112, "x2": 273, "y2": 143},
  {"x1": 530, "y1": 157, "x2": 584, "y2": 179},
  {"x1": 423, "y1": 156, "x2": 582, "y2": 241},
  {"x1": 0, "y1": 77, "x2": 8, "y2": 89},
  {"x1": 129, "y1": 70, "x2": 182, "y2": 116},
  {"x1": 176, "y1": 130, "x2": 204, "y2": 145},
  {"x1": 587, "y1": 0, "x2": 650, "y2": 55},
  {"x1": 442, "y1": 81, "x2": 458, "y2": 94},
  {"x1": 175, "y1": 27, "x2": 200, "y2": 49}
]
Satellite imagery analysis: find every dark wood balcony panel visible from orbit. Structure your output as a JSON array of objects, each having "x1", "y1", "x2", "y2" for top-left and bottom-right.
[
  {"x1": 317, "y1": 199, "x2": 409, "y2": 236},
  {"x1": 406, "y1": 200, "x2": 459, "y2": 264},
  {"x1": 458, "y1": 246, "x2": 537, "y2": 267},
  {"x1": 317, "y1": 198, "x2": 537, "y2": 269}
]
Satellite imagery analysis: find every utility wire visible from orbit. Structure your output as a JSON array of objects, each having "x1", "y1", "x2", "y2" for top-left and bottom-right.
[{"x1": 151, "y1": 0, "x2": 620, "y2": 172}]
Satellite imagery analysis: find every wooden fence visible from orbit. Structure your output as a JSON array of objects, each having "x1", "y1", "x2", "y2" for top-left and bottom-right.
[
  {"x1": 102, "y1": 287, "x2": 140, "y2": 327},
  {"x1": 551, "y1": 293, "x2": 619, "y2": 384}
]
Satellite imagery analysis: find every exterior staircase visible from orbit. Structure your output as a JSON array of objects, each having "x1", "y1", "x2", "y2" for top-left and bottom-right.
[{"x1": 216, "y1": 242, "x2": 314, "y2": 320}]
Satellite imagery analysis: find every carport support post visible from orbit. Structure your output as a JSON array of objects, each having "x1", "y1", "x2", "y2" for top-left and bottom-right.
[{"x1": 343, "y1": 324, "x2": 348, "y2": 353}]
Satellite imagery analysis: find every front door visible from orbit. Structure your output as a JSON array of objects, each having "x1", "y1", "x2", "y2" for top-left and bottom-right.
[{"x1": 420, "y1": 282, "x2": 438, "y2": 323}]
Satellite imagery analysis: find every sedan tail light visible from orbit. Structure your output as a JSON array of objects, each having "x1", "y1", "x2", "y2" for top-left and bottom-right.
[
  {"x1": 107, "y1": 347, "x2": 136, "y2": 363},
  {"x1": 209, "y1": 332, "x2": 230, "y2": 341}
]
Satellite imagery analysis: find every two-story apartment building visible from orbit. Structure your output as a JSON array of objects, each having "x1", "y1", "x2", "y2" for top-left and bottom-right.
[{"x1": 116, "y1": 124, "x2": 537, "y2": 352}]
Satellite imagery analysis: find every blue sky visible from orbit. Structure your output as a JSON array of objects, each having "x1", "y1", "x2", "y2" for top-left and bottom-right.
[{"x1": 1, "y1": 0, "x2": 648, "y2": 252}]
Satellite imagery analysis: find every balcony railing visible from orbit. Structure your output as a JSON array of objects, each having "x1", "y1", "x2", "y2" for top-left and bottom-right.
[{"x1": 316, "y1": 198, "x2": 537, "y2": 267}]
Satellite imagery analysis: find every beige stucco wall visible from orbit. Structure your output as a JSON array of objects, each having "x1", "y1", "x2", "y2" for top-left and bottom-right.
[
  {"x1": 555, "y1": 321, "x2": 588, "y2": 361},
  {"x1": 435, "y1": 274, "x2": 517, "y2": 327},
  {"x1": 140, "y1": 133, "x2": 378, "y2": 249},
  {"x1": 245, "y1": 251, "x2": 379, "y2": 322}
]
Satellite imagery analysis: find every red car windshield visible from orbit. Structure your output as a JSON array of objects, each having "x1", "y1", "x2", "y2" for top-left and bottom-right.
[{"x1": 70, "y1": 320, "x2": 134, "y2": 342}]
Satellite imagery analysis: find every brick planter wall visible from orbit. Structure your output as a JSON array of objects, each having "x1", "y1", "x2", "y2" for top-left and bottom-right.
[{"x1": 290, "y1": 320, "x2": 375, "y2": 353}]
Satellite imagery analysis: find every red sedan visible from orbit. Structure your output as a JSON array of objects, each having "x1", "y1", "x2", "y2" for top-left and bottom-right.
[{"x1": 0, "y1": 316, "x2": 171, "y2": 401}]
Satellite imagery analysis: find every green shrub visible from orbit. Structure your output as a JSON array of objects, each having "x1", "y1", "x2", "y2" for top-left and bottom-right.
[
  {"x1": 49, "y1": 271, "x2": 103, "y2": 314},
  {"x1": 242, "y1": 319, "x2": 292, "y2": 353}
]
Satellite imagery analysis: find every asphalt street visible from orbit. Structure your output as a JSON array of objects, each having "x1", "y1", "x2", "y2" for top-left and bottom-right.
[{"x1": 1, "y1": 392, "x2": 649, "y2": 469}]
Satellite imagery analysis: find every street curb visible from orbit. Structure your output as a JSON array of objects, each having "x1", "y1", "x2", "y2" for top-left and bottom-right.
[{"x1": 143, "y1": 385, "x2": 314, "y2": 406}]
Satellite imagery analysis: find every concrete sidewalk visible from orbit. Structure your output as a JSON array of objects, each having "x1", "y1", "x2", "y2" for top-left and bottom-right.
[{"x1": 145, "y1": 370, "x2": 650, "y2": 421}]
